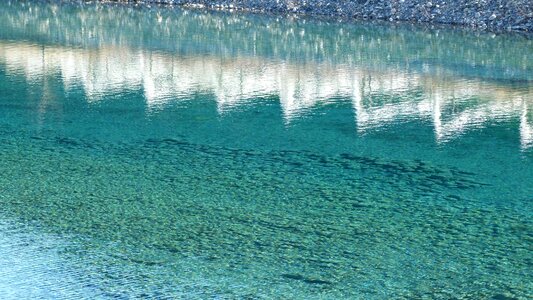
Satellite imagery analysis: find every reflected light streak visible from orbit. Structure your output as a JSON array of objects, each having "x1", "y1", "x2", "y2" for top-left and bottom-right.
[
  {"x1": 520, "y1": 100, "x2": 533, "y2": 150},
  {"x1": 0, "y1": 41, "x2": 531, "y2": 149}
]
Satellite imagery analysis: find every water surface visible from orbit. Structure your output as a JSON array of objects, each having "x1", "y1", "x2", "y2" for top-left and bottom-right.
[{"x1": 0, "y1": 1, "x2": 532, "y2": 299}]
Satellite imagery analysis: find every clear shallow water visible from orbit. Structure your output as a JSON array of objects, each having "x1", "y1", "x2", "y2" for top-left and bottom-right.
[{"x1": 0, "y1": 1, "x2": 532, "y2": 299}]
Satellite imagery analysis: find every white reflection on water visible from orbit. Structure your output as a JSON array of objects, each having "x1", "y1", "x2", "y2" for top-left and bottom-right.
[
  {"x1": 521, "y1": 102, "x2": 533, "y2": 149},
  {"x1": 0, "y1": 41, "x2": 531, "y2": 149}
]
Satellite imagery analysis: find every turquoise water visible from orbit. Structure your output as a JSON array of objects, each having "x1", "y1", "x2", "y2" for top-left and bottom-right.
[{"x1": 0, "y1": 1, "x2": 532, "y2": 299}]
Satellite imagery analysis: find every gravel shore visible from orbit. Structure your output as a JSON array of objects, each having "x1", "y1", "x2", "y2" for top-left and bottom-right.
[{"x1": 116, "y1": 0, "x2": 532, "y2": 32}]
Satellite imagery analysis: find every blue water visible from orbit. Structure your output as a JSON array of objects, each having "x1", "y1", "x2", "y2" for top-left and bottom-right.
[{"x1": 0, "y1": 1, "x2": 532, "y2": 299}]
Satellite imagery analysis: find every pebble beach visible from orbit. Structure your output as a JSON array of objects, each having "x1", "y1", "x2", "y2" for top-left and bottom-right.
[{"x1": 115, "y1": 0, "x2": 533, "y2": 32}]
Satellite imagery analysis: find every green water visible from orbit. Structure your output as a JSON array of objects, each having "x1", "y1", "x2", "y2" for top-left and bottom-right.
[{"x1": 0, "y1": 1, "x2": 532, "y2": 299}]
